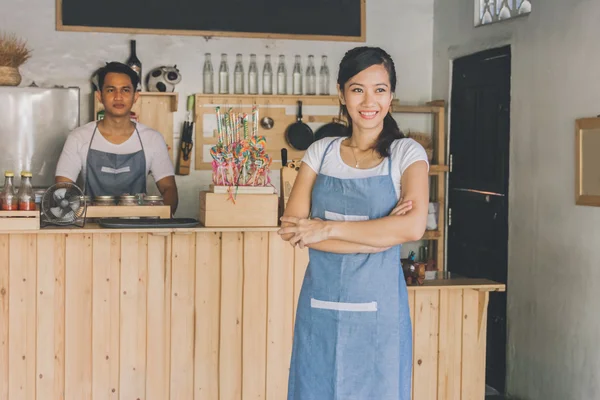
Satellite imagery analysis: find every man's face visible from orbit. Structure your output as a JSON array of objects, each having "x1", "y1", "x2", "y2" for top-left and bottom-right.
[{"x1": 96, "y1": 72, "x2": 139, "y2": 118}]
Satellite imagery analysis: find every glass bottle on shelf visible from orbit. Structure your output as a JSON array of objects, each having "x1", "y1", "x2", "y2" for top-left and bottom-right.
[
  {"x1": 234, "y1": 53, "x2": 245, "y2": 94},
  {"x1": 219, "y1": 53, "x2": 229, "y2": 94},
  {"x1": 262, "y1": 55, "x2": 273, "y2": 94},
  {"x1": 248, "y1": 54, "x2": 258, "y2": 95},
  {"x1": 126, "y1": 39, "x2": 142, "y2": 91},
  {"x1": 17, "y1": 171, "x2": 35, "y2": 211},
  {"x1": 277, "y1": 55, "x2": 287, "y2": 95},
  {"x1": 1, "y1": 171, "x2": 17, "y2": 211},
  {"x1": 292, "y1": 55, "x2": 303, "y2": 95},
  {"x1": 306, "y1": 55, "x2": 316, "y2": 95},
  {"x1": 203, "y1": 53, "x2": 214, "y2": 94},
  {"x1": 319, "y1": 55, "x2": 330, "y2": 95}
]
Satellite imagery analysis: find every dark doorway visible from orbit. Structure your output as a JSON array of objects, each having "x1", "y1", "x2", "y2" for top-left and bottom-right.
[{"x1": 447, "y1": 45, "x2": 511, "y2": 393}]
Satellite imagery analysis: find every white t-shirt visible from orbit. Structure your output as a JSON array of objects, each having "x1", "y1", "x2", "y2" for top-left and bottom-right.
[
  {"x1": 56, "y1": 121, "x2": 174, "y2": 184},
  {"x1": 301, "y1": 137, "x2": 429, "y2": 199}
]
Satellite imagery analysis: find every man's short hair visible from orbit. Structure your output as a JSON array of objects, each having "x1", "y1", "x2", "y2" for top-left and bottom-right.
[{"x1": 96, "y1": 62, "x2": 140, "y2": 91}]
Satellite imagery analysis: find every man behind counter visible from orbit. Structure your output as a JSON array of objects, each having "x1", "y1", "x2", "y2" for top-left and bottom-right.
[{"x1": 55, "y1": 62, "x2": 178, "y2": 215}]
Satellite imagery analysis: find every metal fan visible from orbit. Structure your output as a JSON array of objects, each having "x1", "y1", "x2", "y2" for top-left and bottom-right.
[{"x1": 40, "y1": 182, "x2": 87, "y2": 227}]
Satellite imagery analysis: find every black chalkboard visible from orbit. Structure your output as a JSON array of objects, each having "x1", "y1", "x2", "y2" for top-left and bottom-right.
[{"x1": 57, "y1": 0, "x2": 365, "y2": 42}]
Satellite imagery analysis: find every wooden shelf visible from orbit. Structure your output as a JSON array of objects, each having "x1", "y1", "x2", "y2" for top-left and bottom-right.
[
  {"x1": 195, "y1": 94, "x2": 339, "y2": 106},
  {"x1": 391, "y1": 99, "x2": 445, "y2": 114},
  {"x1": 422, "y1": 230, "x2": 442, "y2": 240},
  {"x1": 429, "y1": 165, "x2": 449, "y2": 174}
]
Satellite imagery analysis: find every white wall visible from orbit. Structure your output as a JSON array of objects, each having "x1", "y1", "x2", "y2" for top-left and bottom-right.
[
  {"x1": 0, "y1": 0, "x2": 434, "y2": 218},
  {"x1": 433, "y1": 1, "x2": 600, "y2": 398}
]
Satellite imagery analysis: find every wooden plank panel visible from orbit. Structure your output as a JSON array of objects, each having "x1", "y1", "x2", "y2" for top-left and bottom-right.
[
  {"x1": 292, "y1": 248, "x2": 309, "y2": 327},
  {"x1": 170, "y1": 233, "x2": 196, "y2": 399},
  {"x1": 146, "y1": 234, "x2": 169, "y2": 400},
  {"x1": 195, "y1": 232, "x2": 221, "y2": 399},
  {"x1": 475, "y1": 292, "x2": 489, "y2": 400},
  {"x1": 437, "y1": 289, "x2": 463, "y2": 400},
  {"x1": 407, "y1": 290, "x2": 415, "y2": 400},
  {"x1": 266, "y1": 232, "x2": 294, "y2": 400},
  {"x1": 219, "y1": 232, "x2": 243, "y2": 400},
  {"x1": 8, "y1": 234, "x2": 37, "y2": 400},
  {"x1": 461, "y1": 290, "x2": 479, "y2": 400},
  {"x1": 0, "y1": 235, "x2": 8, "y2": 400},
  {"x1": 119, "y1": 233, "x2": 148, "y2": 400},
  {"x1": 242, "y1": 232, "x2": 268, "y2": 400},
  {"x1": 92, "y1": 233, "x2": 121, "y2": 399},
  {"x1": 65, "y1": 234, "x2": 93, "y2": 400},
  {"x1": 413, "y1": 289, "x2": 440, "y2": 400},
  {"x1": 36, "y1": 235, "x2": 66, "y2": 400}
]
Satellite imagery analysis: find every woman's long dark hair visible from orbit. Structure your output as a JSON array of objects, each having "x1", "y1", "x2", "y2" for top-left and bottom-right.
[{"x1": 337, "y1": 46, "x2": 404, "y2": 158}]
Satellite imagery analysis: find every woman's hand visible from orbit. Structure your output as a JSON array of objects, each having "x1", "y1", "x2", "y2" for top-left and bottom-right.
[
  {"x1": 278, "y1": 216, "x2": 331, "y2": 248},
  {"x1": 389, "y1": 199, "x2": 413, "y2": 216}
]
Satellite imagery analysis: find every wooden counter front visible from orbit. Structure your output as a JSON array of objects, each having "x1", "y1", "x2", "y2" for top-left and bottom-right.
[{"x1": 0, "y1": 228, "x2": 504, "y2": 400}]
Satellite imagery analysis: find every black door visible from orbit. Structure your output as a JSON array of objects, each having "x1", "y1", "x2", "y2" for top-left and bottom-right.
[{"x1": 447, "y1": 45, "x2": 510, "y2": 393}]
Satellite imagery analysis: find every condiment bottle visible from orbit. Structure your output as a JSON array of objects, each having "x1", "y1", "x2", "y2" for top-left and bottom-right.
[
  {"x1": 262, "y1": 54, "x2": 273, "y2": 95},
  {"x1": 17, "y1": 171, "x2": 35, "y2": 211},
  {"x1": 1, "y1": 171, "x2": 17, "y2": 211},
  {"x1": 234, "y1": 53, "x2": 245, "y2": 94},
  {"x1": 305, "y1": 55, "x2": 316, "y2": 95},
  {"x1": 292, "y1": 55, "x2": 303, "y2": 95}
]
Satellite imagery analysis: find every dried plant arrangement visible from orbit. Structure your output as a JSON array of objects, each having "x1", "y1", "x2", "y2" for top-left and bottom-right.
[{"x1": 0, "y1": 32, "x2": 31, "y2": 68}]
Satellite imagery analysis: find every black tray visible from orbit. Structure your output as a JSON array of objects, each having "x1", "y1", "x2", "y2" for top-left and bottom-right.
[{"x1": 98, "y1": 218, "x2": 200, "y2": 229}]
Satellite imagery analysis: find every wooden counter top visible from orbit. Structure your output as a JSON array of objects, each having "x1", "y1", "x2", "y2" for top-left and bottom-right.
[{"x1": 0, "y1": 228, "x2": 503, "y2": 399}]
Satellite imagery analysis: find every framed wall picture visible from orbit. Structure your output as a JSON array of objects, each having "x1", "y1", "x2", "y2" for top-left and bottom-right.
[{"x1": 575, "y1": 117, "x2": 600, "y2": 206}]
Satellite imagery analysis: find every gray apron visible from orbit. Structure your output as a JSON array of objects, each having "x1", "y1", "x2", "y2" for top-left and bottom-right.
[{"x1": 85, "y1": 122, "x2": 147, "y2": 198}]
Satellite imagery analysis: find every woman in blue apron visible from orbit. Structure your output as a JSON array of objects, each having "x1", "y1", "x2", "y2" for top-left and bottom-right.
[{"x1": 278, "y1": 47, "x2": 430, "y2": 399}]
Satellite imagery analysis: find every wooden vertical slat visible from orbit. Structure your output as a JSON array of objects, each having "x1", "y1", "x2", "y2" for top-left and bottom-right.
[
  {"x1": 92, "y1": 233, "x2": 121, "y2": 399},
  {"x1": 163, "y1": 233, "x2": 173, "y2": 400},
  {"x1": 219, "y1": 232, "x2": 243, "y2": 400},
  {"x1": 266, "y1": 232, "x2": 294, "y2": 400},
  {"x1": 292, "y1": 248, "x2": 309, "y2": 327},
  {"x1": 0, "y1": 235, "x2": 9, "y2": 400},
  {"x1": 65, "y1": 234, "x2": 93, "y2": 400},
  {"x1": 8, "y1": 234, "x2": 37, "y2": 400},
  {"x1": 119, "y1": 233, "x2": 148, "y2": 400},
  {"x1": 242, "y1": 232, "x2": 268, "y2": 400},
  {"x1": 170, "y1": 233, "x2": 196, "y2": 399},
  {"x1": 461, "y1": 289, "x2": 479, "y2": 400},
  {"x1": 475, "y1": 292, "x2": 489, "y2": 400},
  {"x1": 36, "y1": 235, "x2": 66, "y2": 400},
  {"x1": 413, "y1": 289, "x2": 440, "y2": 400},
  {"x1": 146, "y1": 233, "x2": 169, "y2": 400},
  {"x1": 437, "y1": 289, "x2": 463, "y2": 400},
  {"x1": 195, "y1": 232, "x2": 221, "y2": 399},
  {"x1": 407, "y1": 290, "x2": 416, "y2": 400}
]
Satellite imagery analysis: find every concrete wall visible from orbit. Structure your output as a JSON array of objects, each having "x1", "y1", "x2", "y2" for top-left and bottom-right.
[
  {"x1": 433, "y1": 1, "x2": 600, "y2": 398},
  {"x1": 1, "y1": 0, "x2": 434, "y2": 218}
]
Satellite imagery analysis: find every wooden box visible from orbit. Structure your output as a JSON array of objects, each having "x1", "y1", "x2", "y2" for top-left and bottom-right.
[
  {"x1": 199, "y1": 191, "x2": 279, "y2": 227},
  {"x1": 0, "y1": 211, "x2": 40, "y2": 230}
]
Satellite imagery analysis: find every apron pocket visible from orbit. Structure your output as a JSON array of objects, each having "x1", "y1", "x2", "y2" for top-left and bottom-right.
[
  {"x1": 309, "y1": 297, "x2": 378, "y2": 398},
  {"x1": 324, "y1": 210, "x2": 369, "y2": 222}
]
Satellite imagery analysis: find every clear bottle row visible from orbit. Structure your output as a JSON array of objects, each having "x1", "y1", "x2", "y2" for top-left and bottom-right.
[{"x1": 203, "y1": 53, "x2": 330, "y2": 96}]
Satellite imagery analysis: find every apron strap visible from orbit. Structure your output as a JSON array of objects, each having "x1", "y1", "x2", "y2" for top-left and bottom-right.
[{"x1": 318, "y1": 137, "x2": 343, "y2": 174}]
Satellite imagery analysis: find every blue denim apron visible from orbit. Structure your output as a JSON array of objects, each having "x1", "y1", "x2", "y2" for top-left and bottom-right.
[
  {"x1": 288, "y1": 138, "x2": 412, "y2": 400},
  {"x1": 85, "y1": 122, "x2": 147, "y2": 198}
]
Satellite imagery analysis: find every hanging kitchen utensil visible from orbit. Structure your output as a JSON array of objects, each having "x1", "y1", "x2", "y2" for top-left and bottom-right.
[
  {"x1": 285, "y1": 100, "x2": 314, "y2": 151},
  {"x1": 281, "y1": 148, "x2": 288, "y2": 167},
  {"x1": 314, "y1": 109, "x2": 349, "y2": 141},
  {"x1": 176, "y1": 95, "x2": 194, "y2": 175},
  {"x1": 260, "y1": 99, "x2": 274, "y2": 130}
]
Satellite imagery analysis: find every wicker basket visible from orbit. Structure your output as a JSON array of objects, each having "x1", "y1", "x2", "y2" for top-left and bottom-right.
[
  {"x1": 0, "y1": 66, "x2": 21, "y2": 86},
  {"x1": 406, "y1": 131, "x2": 434, "y2": 162}
]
